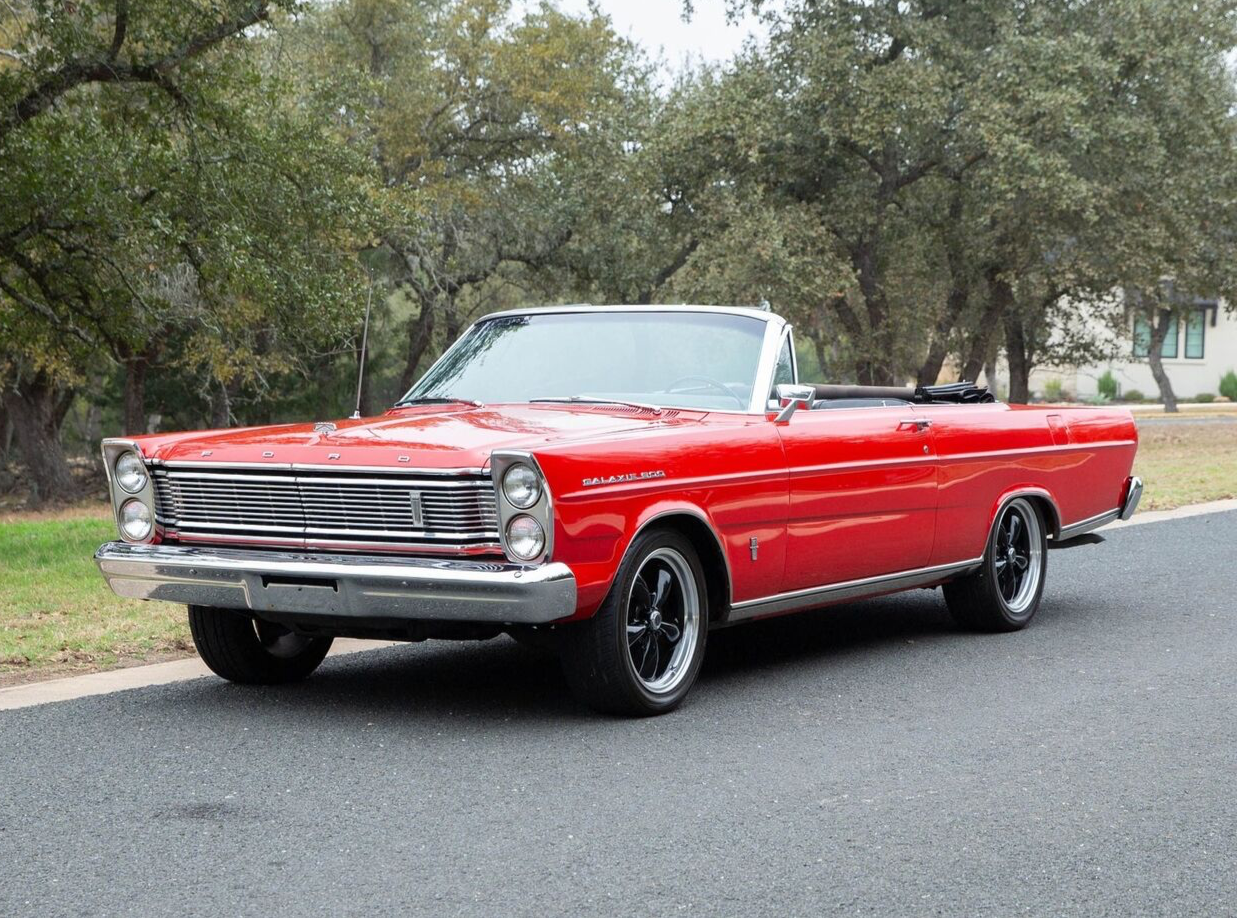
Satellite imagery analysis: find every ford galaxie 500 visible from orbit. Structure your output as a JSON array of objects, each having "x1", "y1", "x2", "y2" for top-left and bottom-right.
[{"x1": 95, "y1": 306, "x2": 1141, "y2": 715}]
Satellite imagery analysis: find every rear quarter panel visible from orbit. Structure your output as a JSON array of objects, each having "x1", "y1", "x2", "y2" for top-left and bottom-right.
[{"x1": 925, "y1": 403, "x2": 1137, "y2": 566}]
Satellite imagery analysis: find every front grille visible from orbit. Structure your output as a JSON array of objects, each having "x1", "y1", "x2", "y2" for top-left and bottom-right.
[{"x1": 152, "y1": 465, "x2": 500, "y2": 551}]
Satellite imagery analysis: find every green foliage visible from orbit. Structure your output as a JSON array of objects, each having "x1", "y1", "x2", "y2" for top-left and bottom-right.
[
  {"x1": 1123, "y1": 389, "x2": 1147, "y2": 403},
  {"x1": 1098, "y1": 371, "x2": 1119, "y2": 401},
  {"x1": 1, "y1": 0, "x2": 373, "y2": 437},
  {"x1": 1043, "y1": 379, "x2": 1064, "y2": 402},
  {"x1": 1194, "y1": 392, "x2": 1216, "y2": 403},
  {"x1": 5, "y1": 0, "x2": 1237, "y2": 500},
  {"x1": 283, "y1": 0, "x2": 648, "y2": 388},
  {"x1": 1220, "y1": 371, "x2": 1237, "y2": 402}
]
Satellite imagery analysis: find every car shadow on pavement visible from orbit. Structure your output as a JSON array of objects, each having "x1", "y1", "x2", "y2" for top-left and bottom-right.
[{"x1": 150, "y1": 589, "x2": 992, "y2": 723}]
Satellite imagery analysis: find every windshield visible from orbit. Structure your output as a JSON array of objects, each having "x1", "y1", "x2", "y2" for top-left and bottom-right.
[{"x1": 400, "y1": 311, "x2": 768, "y2": 412}]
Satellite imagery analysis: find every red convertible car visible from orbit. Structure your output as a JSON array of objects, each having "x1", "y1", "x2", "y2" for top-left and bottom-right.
[{"x1": 96, "y1": 306, "x2": 1141, "y2": 715}]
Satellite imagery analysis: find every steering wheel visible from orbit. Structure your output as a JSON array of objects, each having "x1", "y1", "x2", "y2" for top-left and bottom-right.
[{"x1": 664, "y1": 375, "x2": 746, "y2": 409}]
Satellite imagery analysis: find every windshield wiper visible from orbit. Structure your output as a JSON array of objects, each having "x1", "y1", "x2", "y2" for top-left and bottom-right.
[
  {"x1": 531, "y1": 395, "x2": 663, "y2": 415},
  {"x1": 393, "y1": 396, "x2": 484, "y2": 408}
]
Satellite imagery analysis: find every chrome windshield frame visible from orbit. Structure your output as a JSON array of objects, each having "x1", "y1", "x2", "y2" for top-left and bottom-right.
[{"x1": 399, "y1": 305, "x2": 792, "y2": 416}]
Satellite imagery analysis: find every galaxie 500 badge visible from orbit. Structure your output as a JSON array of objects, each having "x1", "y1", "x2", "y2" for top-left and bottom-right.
[{"x1": 583, "y1": 470, "x2": 666, "y2": 487}]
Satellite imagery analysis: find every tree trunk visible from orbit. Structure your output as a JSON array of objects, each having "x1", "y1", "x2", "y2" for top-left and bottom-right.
[
  {"x1": 917, "y1": 190, "x2": 970, "y2": 387},
  {"x1": 1004, "y1": 311, "x2": 1030, "y2": 404},
  {"x1": 0, "y1": 403, "x2": 11, "y2": 463},
  {"x1": 852, "y1": 239, "x2": 896, "y2": 387},
  {"x1": 1, "y1": 373, "x2": 76, "y2": 505},
  {"x1": 443, "y1": 300, "x2": 463, "y2": 350},
  {"x1": 122, "y1": 355, "x2": 150, "y2": 435},
  {"x1": 399, "y1": 300, "x2": 438, "y2": 393},
  {"x1": 962, "y1": 268, "x2": 1013, "y2": 383},
  {"x1": 1147, "y1": 307, "x2": 1179, "y2": 413},
  {"x1": 984, "y1": 355, "x2": 999, "y2": 397},
  {"x1": 210, "y1": 378, "x2": 233, "y2": 429}
]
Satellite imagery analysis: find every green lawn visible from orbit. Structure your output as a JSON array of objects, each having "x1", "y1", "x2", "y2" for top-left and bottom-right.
[
  {"x1": 0, "y1": 516, "x2": 190, "y2": 681},
  {"x1": 1134, "y1": 418, "x2": 1237, "y2": 511}
]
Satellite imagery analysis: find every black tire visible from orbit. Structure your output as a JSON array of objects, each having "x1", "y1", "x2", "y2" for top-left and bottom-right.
[
  {"x1": 187, "y1": 605, "x2": 333, "y2": 684},
  {"x1": 944, "y1": 497, "x2": 1048, "y2": 633},
  {"x1": 560, "y1": 529, "x2": 708, "y2": 716}
]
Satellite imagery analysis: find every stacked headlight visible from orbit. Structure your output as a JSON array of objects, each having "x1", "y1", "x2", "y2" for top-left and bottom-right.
[
  {"x1": 502, "y1": 463, "x2": 542, "y2": 509},
  {"x1": 494, "y1": 453, "x2": 551, "y2": 563},
  {"x1": 114, "y1": 451, "x2": 149, "y2": 493},
  {"x1": 119, "y1": 499, "x2": 153, "y2": 541},
  {"x1": 506, "y1": 515, "x2": 546, "y2": 561}
]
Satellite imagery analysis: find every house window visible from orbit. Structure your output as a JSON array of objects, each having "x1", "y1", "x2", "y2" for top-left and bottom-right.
[
  {"x1": 1133, "y1": 314, "x2": 1179, "y2": 359},
  {"x1": 1184, "y1": 307, "x2": 1206, "y2": 359}
]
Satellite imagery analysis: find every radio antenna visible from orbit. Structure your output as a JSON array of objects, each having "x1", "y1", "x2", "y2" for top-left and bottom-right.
[{"x1": 350, "y1": 277, "x2": 374, "y2": 420}]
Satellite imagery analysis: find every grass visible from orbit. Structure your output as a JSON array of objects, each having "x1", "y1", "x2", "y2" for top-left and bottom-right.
[
  {"x1": 0, "y1": 515, "x2": 191, "y2": 683},
  {"x1": 1134, "y1": 418, "x2": 1237, "y2": 511},
  {"x1": 0, "y1": 416, "x2": 1232, "y2": 684}
]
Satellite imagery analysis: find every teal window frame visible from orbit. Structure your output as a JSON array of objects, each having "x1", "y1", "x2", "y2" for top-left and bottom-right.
[{"x1": 1184, "y1": 308, "x2": 1206, "y2": 359}]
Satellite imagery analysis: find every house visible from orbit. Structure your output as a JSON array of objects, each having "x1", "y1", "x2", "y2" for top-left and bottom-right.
[{"x1": 1002, "y1": 299, "x2": 1237, "y2": 401}]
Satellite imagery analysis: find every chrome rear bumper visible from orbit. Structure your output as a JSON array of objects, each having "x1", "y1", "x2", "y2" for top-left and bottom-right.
[
  {"x1": 1057, "y1": 475, "x2": 1144, "y2": 540},
  {"x1": 1119, "y1": 475, "x2": 1143, "y2": 521},
  {"x1": 94, "y1": 542, "x2": 577, "y2": 625}
]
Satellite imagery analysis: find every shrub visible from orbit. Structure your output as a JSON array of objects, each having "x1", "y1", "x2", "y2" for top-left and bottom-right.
[
  {"x1": 1043, "y1": 378, "x2": 1064, "y2": 402},
  {"x1": 1097, "y1": 370, "x2": 1118, "y2": 401},
  {"x1": 1221, "y1": 370, "x2": 1237, "y2": 402},
  {"x1": 1195, "y1": 392, "x2": 1216, "y2": 403},
  {"x1": 1123, "y1": 389, "x2": 1146, "y2": 403}
]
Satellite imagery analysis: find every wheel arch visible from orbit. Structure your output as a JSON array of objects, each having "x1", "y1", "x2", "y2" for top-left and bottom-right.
[
  {"x1": 620, "y1": 507, "x2": 732, "y2": 626},
  {"x1": 989, "y1": 487, "x2": 1062, "y2": 542}
]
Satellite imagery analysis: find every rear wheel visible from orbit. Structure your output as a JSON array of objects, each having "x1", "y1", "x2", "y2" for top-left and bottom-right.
[
  {"x1": 560, "y1": 529, "x2": 708, "y2": 716},
  {"x1": 188, "y1": 605, "x2": 333, "y2": 684},
  {"x1": 944, "y1": 497, "x2": 1047, "y2": 632}
]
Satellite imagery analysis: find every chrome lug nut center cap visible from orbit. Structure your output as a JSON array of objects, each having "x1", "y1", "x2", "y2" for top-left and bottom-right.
[{"x1": 648, "y1": 609, "x2": 663, "y2": 631}]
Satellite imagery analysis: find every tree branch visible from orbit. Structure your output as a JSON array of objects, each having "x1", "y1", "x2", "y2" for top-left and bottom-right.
[
  {"x1": 108, "y1": 0, "x2": 130, "y2": 61},
  {"x1": 0, "y1": 2, "x2": 270, "y2": 141}
]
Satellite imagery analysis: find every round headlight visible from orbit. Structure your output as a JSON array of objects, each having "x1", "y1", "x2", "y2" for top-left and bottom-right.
[
  {"x1": 114, "y1": 451, "x2": 148, "y2": 493},
  {"x1": 505, "y1": 514, "x2": 546, "y2": 561},
  {"x1": 119, "y1": 499, "x2": 153, "y2": 541},
  {"x1": 502, "y1": 463, "x2": 542, "y2": 509}
]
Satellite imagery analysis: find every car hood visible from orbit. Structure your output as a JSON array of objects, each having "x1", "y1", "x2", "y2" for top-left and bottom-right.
[{"x1": 135, "y1": 404, "x2": 705, "y2": 470}]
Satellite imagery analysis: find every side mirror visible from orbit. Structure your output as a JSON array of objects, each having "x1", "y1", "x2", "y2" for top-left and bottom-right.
[{"x1": 773, "y1": 384, "x2": 815, "y2": 423}]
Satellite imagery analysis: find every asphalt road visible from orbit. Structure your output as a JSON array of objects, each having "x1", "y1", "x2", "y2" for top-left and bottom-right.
[{"x1": 3, "y1": 512, "x2": 1236, "y2": 917}]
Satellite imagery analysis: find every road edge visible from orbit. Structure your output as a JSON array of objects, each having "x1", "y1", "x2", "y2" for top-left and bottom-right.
[{"x1": 0, "y1": 639, "x2": 394, "y2": 712}]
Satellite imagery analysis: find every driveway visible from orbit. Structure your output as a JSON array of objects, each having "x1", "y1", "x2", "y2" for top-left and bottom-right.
[{"x1": 2, "y1": 511, "x2": 1235, "y2": 916}]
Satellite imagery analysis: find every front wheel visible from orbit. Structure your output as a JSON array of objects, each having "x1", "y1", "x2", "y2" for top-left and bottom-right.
[
  {"x1": 560, "y1": 529, "x2": 708, "y2": 716},
  {"x1": 944, "y1": 497, "x2": 1047, "y2": 632},
  {"x1": 188, "y1": 605, "x2": 333, "y2": 684}
]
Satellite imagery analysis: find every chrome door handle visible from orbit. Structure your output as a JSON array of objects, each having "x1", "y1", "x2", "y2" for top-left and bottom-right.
[{"x1": 898, "y1": 418, "x2": 932, "y2": 431}]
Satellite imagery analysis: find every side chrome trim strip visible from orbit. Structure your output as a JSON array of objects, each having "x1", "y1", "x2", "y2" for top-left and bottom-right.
[
  {"x1": 1058, "y1": 507, "x2": 1121, "y2": 540},
  {"x1": 727, "y1": 557, "x2": 984, "y2": 623}
]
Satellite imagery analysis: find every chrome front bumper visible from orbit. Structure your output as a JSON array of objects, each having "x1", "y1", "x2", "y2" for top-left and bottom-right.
[{"x1": 94, "y1": 542, "x2": 577, "y2": 625}]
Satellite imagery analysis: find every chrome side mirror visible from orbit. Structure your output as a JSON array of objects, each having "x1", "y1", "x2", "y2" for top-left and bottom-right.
[{"x1": 773, "y1": 384, "x2": 815, "y2": 423}]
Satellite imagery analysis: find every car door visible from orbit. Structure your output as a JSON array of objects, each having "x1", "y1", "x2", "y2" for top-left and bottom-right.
[{"x1": 775, "y1": 404, "x2": 939, "y2": 592}]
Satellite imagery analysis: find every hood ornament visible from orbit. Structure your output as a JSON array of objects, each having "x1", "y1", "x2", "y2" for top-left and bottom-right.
[{"x1": 313, "y1": 421, "x2": 337, "y2": 434}]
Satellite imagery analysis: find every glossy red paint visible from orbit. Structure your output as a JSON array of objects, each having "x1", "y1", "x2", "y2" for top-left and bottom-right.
[{"x1": 122, "y1": 398, "x2": 1137, "y2": 623}]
